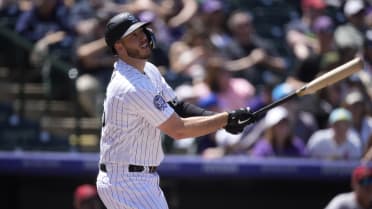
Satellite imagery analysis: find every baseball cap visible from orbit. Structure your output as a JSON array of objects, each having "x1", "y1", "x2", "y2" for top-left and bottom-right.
[
  {"x1": 328, "y1": 108, "x2": 352, "y2": 124},
  {"x1": 344, "y1": 0, "x2": 365, "y2": 17},
  {"x1": 74, "y1": 184, "x2": 97, "y2": 207},
  {"x1": 301, "y1": 0, "x2": 326, "y2": 10},
  {"x1": 352, "y1": 166, "x2": 372, "y2": 186},
  {"x1": 105, "y1": 12, "x2": 150, "y2": 51},
  {"x1": 264, "y1": 106, "x2": 289, "y2": 128}
]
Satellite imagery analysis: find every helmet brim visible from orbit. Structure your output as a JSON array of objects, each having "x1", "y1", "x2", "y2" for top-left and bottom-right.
[{"x1": 121, "y1": 22, "x2": 150, "y2": 38}]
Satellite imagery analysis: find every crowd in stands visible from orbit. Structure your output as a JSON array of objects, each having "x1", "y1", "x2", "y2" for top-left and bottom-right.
[{"x1": 1, "y1": 0, "x2": 372, "y2": 161}]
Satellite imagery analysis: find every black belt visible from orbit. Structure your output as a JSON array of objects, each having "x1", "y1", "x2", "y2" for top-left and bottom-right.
[{"x1": 99, "y1": 164, "x2": 157, "y2": 173}]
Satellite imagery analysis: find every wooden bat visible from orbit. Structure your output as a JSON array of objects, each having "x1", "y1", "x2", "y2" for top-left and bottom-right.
[{"x1": 252, "y1": 57, "x2": 363, "y2": 117}]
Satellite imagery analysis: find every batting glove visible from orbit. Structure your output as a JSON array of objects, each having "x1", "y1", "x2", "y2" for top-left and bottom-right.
[{"x1": 225, "y1": 107, "x2": 256, "y2": 134}]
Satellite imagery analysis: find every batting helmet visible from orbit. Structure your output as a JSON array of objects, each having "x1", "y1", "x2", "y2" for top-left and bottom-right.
[{"x1": 105, "y1": 12, "x2": 156, "y2": 54}]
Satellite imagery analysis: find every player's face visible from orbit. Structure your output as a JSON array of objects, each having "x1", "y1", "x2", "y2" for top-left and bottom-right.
[{"x1": 119, "y1": 28, "x2": 151, "y2": 60}]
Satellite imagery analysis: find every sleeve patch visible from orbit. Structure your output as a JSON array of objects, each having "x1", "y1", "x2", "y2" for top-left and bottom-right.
[{"x1": 153, "y1": 95, "x2": 167, "y2": 111}]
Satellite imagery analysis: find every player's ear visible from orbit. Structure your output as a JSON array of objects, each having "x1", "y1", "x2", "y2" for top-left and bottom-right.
[{"x1": 114, "y1": 41, "x2": 125, "y2": 54}]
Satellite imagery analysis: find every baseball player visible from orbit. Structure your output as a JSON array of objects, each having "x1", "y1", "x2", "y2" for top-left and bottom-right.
[{"x1": 96, "y1": 12, "x2": 256, "y2": 209}]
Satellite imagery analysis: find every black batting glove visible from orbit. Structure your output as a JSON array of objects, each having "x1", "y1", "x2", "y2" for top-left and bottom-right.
[
  {"x1": 225, "y1": 124, "x2": 245, "y2": 134},
  {"x1": 225, "y1": 107, "x2": 256, "y2": 134}
]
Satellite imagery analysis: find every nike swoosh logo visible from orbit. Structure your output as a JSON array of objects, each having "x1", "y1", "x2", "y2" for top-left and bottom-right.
[{"x1": 237, "y1": 118, "x2": 250, "y2": 125}]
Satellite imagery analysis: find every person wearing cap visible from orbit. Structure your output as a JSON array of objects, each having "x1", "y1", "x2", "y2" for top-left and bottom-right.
[
  {"x1": 250, "y1": 106, "x2": 307, "y2": 157},
  {"x1": 325, "y1": 165, "x2": 372, "y2": 209},
  {"x1": 271, "y1": 82, "x2": 319, "y2": 142},
  {"x1": 73, "y1": 184, "x2": 105, "y2": 209},
  {"x1": 343, "y1": 90, "x2": 372, "y2": 153},
  {"x1": 96, "y1": 12, "x2": 256, "y2": 209},
  {"x1": 306, "y1": 108, "x2": 362, "y2": 160},
  {"x1": 334, "y1": 0, "x2": 367, "y2": 61}
]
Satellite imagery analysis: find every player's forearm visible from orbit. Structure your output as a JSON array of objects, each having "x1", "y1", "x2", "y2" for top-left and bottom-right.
[{"x1": 171, "y1": 113, "x2": 228, "y2": 140}]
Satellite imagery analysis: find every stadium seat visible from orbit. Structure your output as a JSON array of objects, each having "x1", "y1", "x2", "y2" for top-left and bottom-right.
[{"x1": 0, "y1": 115, "x2": 40, "y2": 150}]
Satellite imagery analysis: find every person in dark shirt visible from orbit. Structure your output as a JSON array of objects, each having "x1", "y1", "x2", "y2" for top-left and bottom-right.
[
  {"x1": 223, "y1": 10, "x2": 287, "y2": 86},
  {"x1": 15, "y1": 0, "x2": 76, "y2": 99}
]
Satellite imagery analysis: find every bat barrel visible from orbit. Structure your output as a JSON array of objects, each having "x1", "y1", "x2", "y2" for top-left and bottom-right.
[
  {"x1": 251, "y1": 57, "x2": 363, "y2": 119},
  {"x1": 296, "y1": 57, "x2": 363, "y2": 96}
]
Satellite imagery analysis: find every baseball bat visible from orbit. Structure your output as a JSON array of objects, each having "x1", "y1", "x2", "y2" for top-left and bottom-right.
[{"x1": 252, "y1": 57, "x2": 363, "y2": 117}]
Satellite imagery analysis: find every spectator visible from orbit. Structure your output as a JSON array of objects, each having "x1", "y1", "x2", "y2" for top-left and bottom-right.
[
  {"x1": 334, "y1": 0, "x2": 367, "y2": 62},
  {"x1": 231, "y1": 82, "x2": 318, "y2": 155},
  {"x1": 285, "y1": 0, "x2": 326, "y2": 62},
  {"x1": 272, "y1": 82, "x2": 319, "y2": 142},
  {"x1": 121, "y1": 0, "x2": 198, "y2": 42},
  {"x1": 167, "y1": 19, "x2": 210, "y2": 86},
  {"x1": 199, "y1": 0, "x2": 232, "y2": 52},
  {"x1": 73, "y1": 184, "x2": 105, "y2": 209},
  {"x1": 224, "y1": 10, "x2": 287, "y2": 86},
  {"x1": 15, "y1": 0, "x2": 76, "y2": 99},
  {"x1": 315, "y1": 80, "x2": 346, "y2": 129},
  {"x1": 307, "y1": 108, "x2": 362, "y2": 160},
  {"x1": 342, "y1": 90, "x2": 372, "y2": 152},
  {"x1": 15, "y1": 0, "x2": 74, "y2": 48},
  {"x1": 325, "y1": 165, "x2": 372, "y2": 209},
  {"x1": 196, "y1": 57, "x2": 256, "y2": 111},
  {"x1": 69, "y1": 0, "x2": 118, "y2": 36},
  {"x1": 74, "y1": 10, "x2": 115, "y2": 117},
  {"x1": 287, "y1": 15, "x2": 340, "y2": 90},
  {"x1": 250, "y1": 106, "x2": 307, "y2": 158}
]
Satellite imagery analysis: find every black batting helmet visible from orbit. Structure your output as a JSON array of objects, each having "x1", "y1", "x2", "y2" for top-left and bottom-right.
[{"x1": 105, "y1": 12, "x2": 155, "y2": 54}]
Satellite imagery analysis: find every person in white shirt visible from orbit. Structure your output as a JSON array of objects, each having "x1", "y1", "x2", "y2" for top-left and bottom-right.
[
  {"x1": 307, "y1": 108, "x2": 362, "y2": 160},
  {"x1": 343, "y1": 90, "x2": 372, "y2": 152}
]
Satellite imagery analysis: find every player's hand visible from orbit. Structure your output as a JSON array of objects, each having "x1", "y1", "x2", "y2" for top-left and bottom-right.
[
  {"x1": 225, "y1": 107, "x2": 256, "y2": 134},
  {"x1": 225, "y1": 124, "x2": 245, "y2": 134}
]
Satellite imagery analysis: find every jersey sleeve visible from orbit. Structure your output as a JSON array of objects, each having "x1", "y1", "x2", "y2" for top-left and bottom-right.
[{"x1": 126, "y1": 86, "x2": 174, "y2": 127}]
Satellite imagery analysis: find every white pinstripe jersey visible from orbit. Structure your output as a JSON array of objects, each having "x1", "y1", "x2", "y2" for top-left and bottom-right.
[{"x1": 99, "y1": 59, "x2": 175, "y2": 166}]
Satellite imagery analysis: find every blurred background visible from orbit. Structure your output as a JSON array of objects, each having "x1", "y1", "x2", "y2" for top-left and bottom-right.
[{"x1": 1, "y1": 0, "x2": 372, "y2": 208}]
